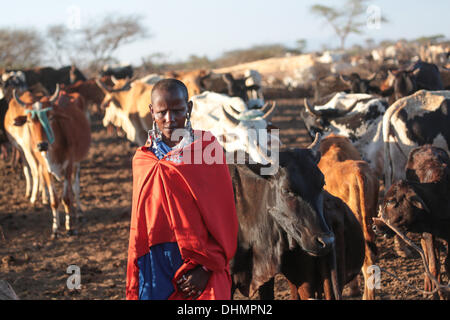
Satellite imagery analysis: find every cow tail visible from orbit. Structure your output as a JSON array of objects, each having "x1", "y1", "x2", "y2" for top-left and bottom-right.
[{"x1": 356, "y1": 171, "x2": 377, "y2": 255}]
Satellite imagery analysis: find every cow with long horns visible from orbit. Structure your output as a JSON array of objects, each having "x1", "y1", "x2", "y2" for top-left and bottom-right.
[{"x1": 4, "y1": 85, "x2": 91, "y2": 238}]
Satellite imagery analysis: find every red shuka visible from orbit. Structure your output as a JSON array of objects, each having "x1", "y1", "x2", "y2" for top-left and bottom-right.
[{"x1": 126, "y1": 131, "x2": 238, "y2": 300}]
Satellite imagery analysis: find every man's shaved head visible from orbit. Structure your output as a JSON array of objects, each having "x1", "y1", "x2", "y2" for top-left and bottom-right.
[{"x1": 151, "y1": 78, "x2": 189, "y2": 103}]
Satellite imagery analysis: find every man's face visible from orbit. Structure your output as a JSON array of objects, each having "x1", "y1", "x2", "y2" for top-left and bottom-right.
[{"x1": 150, "y1": 88, "x2": 192, "y2": 144}]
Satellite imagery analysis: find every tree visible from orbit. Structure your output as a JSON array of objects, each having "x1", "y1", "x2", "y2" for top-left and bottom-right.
[
  {"x1": 46, "y1": 14, "x2": 149, "y2": 74},
  {"x1": 77, "y1": 14, "x2": 149, "y2": 71},
  {"x1": 0, "y1": 28, "x2": 43, "y2": 69},
  {"x1": 310, "y1": 0, "x2": 387, "y2": 50}
]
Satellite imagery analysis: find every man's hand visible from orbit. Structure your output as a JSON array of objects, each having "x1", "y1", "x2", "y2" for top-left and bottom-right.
[{"x1": 176, "y1": 265, "x2": 211, "y2": 299}]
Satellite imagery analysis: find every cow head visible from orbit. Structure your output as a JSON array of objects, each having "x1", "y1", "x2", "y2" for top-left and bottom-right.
[
  {"x1": 270, "y1": 136, "x2": 334, "y2": 256},
  {"x1": 374, "y1": 180, "x2": 431, "y2": 236},
  {"x1": 340, "y1": 72, "x2": 379, "y2": 94},
  {"x1": 12, "y1": 85, "x2": 61, "y2": 153},
  {"x1": 219, "y1": 101, "x2": 279, "y2": 165},
  {"x1": 300, "y1": 98, "x2": 354, "y2": 138},
  {"x1": 95, "y1": 77, "x2": 134, "y2": 110},
  {"x1": 0, "y1": 71, "x2": 28, "y2": 100}
]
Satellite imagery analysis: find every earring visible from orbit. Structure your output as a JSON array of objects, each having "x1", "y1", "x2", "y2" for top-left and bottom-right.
[
  {"x1": 149, "y1": 122, "x2": 162, "y2": 143},
  {"x1": 185, "y1": 113, "x2": 194, "y2": 141}
]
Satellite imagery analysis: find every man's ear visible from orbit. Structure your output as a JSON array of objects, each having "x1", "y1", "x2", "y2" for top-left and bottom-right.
[{"x1": 187, "y1": 100, "x2": 193, "y2": 115}]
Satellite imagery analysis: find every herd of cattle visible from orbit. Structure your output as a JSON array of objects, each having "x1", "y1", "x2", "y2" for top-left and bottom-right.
[{"x1": 0, "y1": 43, "x2": 450, "y2": 300}]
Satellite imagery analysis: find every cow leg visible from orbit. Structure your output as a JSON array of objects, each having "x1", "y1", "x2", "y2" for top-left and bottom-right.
[
  {"x1": 21, "y1": 149, "x2": 39, "y2": 204},
  {"x1": 0, "y1": 144, "x2": 7, "y2": 160},
  {"x1": 62, "y1": 163, "x2": 77, "y2": 235},
  {"x1": 72, "y1": 163, "x2": 85, "y2": 218},
  {"x1": 38, "y1": 164, "x2": 49, "y2": 205},
  {"x1": 362, "y1": 241, "x2": 377, "y2": 300},
  {"x1": 320, "y1": 257, "x2": 333, "y2": 300},
  {"x1": 258, "y1": 278, "x2": 274, "y2": 300},
  {"x1": 287, "y1": 280, "x2": 299, "y2": 300},
  {"x1": 41, "y1": 169, "x2": 60, "y2": 238},
  {"x1": 23, "y1": 162, "x2": 32, "y2": 199},
  {"x1": 298, "y1": 282, "x2": 314, "y2": 300}
]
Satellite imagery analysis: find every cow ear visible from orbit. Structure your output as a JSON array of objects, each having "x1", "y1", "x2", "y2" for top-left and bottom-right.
[
  {"x1": 13, "y1": 115, "x2": 28, "y2": 126},
  {"x1": 409, "y1": 195, "x2": 430, "y2": 213}
]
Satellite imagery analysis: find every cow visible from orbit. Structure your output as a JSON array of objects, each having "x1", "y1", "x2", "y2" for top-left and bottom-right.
[
  {"x1": 96, "y1": 78, "x2": 154, "y2": 146},
  {"x1": 279, "y1": 191, "x2": 365, "y2": 300},
  {"x1": 383, "y1": 90, "x2": 450, "y2": 191},
  {"x1": 1, "y1": 65, "x2": 86, "y2": 95},
  {"x1": 384, "y1": 60, "x2": 444, "y2": 103},
  {"x1": 375, "y1": 145, "x2": 450, "y2": 300},
  {"x1": 200, "y1": 71, "x2": 263, "y2": 108},
  {"x1": 229, "y1": 136, "x2": 336, "y2": 299},
  {"x1": 301, "y1": 93, "x2": 389, "y2": 177},
  {"x1": 165, "y1": 69, "x2": 209, "y2": 98},
  {"x1": 100, "y1": 64, "x2": 133, "y2": 79},
  {"x1": 339, "y1": 72, "x2": 381, "y2": 95},
  {"x1": 189, "y1": 91, "x2": 278, "y2": 165},
  {"x1": 61, "y1": 76, "x2": 114, "y2": 115},
  {"x1": 316, "y1": 134, "x2": 379, "y2": 300},
  {"x1": 4, "y1": 85, "x2": 91, "y2": 238}
]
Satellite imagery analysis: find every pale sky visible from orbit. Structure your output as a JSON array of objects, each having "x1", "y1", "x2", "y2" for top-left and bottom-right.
[{"x1": 2, "y1": 0, "x2": 450, "y2": 65}]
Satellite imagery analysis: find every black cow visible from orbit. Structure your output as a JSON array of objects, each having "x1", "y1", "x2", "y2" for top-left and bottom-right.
[
  {"x1": 388, "y1": 60, "x2": 444, "y2": 102},
  {"x1": 100, "y1": 64, "x2": 133, "y2": 80},
  {"x1": 229, "y1": 137, "x2": 336, "y2": 299},
  {"x1": 375, "y1": 145, "x2": 450, "y2": 299},
  {"x1": 1, "y1": 66, "x2": 86, "y2": 94},
  {"x1": 200, "y1": 72, "x2": 260, "y2": 105},
  {"x1": 340, "y1": 73, "x2": 381, "y2": 95},
  {"x1": 258, "y1": 191, "x2": 365, "y2": 300}
]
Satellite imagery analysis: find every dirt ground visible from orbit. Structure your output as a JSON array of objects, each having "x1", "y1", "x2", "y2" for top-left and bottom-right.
[{"x1": 0, "y1": 99, "x2": 448, "y2": 300}]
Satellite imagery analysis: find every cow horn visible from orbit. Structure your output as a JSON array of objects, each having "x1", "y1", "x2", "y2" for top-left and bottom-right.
[
  {"x1": 259, "y1": 101, "x2": 271, "y2": 113},
  {"x1": 367, "y1": 71, "x2": 378, "y2": 82},
  {"x1": 49, "y1": 84, "x2": 60, "y2": 103},
  {"x1": 303, "y1": 98, "x2": 322, "y2": 117},
  {"x1": 307, "y1": 132, "x2": 321, "y2": 151},
  {"x1": 13, "y1": 89, "x2": 27, "y2": 108},
  {"x1": 339, "y1": 74, "x2": 352, "y2": 86},
  {"x1": 221, "y1": 105, "x2": 240, "y2": 127},
  {"x1": 111, "y1": 75, "x2": 118, "y2": 85},
  {"x1": 262, "y1": 101, "x2": 277, "y2": 119},
  {"x1": 96, "y1": 78, "x2": 110, "y2": 92},
  {"x1": 227, "y1": 105, "x2": 242, "y2": 117}
]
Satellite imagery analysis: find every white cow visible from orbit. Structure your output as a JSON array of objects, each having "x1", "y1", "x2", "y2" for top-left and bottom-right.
[{"x1": 190, "y1": 91, "x2": 278, "y2": 165}]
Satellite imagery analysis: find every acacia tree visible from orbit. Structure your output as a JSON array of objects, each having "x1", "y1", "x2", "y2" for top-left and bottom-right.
[
  {"x1": 0, "y1": 28, "x2": 43, "y2": 69},
  {"x1": 46, "y1": 14, "x2": 149, "y2": 74},
  {"x1": 311, "y1": 0, "x2": 387, "y2": 49}
]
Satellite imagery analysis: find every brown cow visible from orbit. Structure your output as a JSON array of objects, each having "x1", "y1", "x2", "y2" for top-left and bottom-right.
[
  {"x1": 317, "y1": 134, "x2": 379, "y2": 300},
  {"x1": 96, "y1": 78, "x2": 154, "y2": 146},
  {"x1": 164, "y1": 69, "x2": 208, "y2": 98},
  {"x1": 5, "y1": 85, "x2": 91, "y2": 238},
  {"x1": 375, "y1": 145, "x2": 450, "y2": 299},
  {"x1": 61, "y1": 76, "x2": 114, "y2": 115}
]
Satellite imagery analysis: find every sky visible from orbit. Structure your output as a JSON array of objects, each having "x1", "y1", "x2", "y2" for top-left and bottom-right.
[{"x1": 2, "y1": 0, "x2": 450, "y2": 66}]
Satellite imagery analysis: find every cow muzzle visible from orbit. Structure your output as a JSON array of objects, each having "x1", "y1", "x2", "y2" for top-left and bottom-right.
[{"x1": 37, "y1": 142, "x2": 49, "y2": 152}]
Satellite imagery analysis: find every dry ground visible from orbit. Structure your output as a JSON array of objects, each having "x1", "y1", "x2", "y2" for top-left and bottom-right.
[{"x1": 0, "y1": 99, "x2": 448, "y2": 300}]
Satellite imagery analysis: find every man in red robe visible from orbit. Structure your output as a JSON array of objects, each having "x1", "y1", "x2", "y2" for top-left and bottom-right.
[{"x1": 126, "y1": 79, "x2": 238, "y2": 300}]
